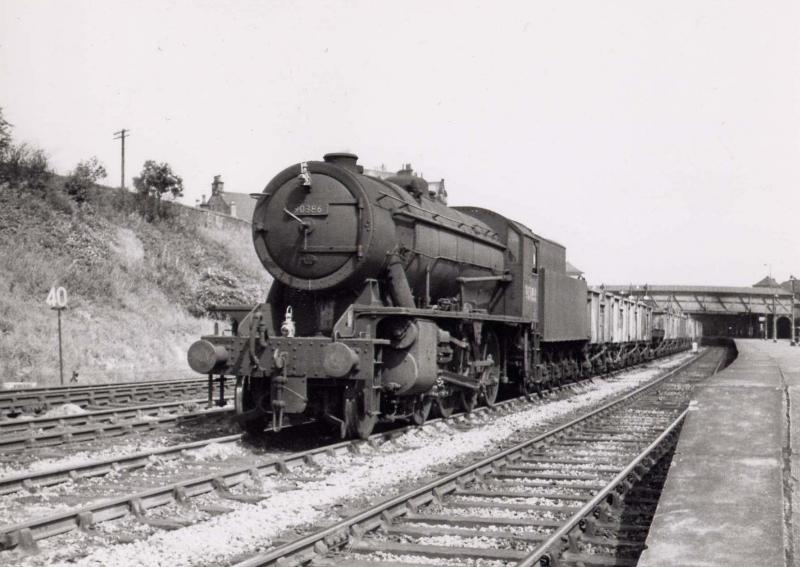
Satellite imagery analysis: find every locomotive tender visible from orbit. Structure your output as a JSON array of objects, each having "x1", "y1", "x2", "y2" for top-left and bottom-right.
[{"x1": 187, "y1": 153, "x2": 699, "y2": 438}]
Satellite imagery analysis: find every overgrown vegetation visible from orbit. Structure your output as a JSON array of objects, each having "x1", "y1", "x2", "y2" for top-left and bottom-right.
[{"x1": 0, "y1": 106, "x2": 271, "y2": 384}]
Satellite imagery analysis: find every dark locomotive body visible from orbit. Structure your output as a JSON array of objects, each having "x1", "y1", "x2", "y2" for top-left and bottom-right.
[{"x1": 188, "y1": 153, "x2": 698, "y2": 438}]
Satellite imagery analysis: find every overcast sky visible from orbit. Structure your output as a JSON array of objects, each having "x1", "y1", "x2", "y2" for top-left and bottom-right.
[{"x1": 1, "y1": 0, "x2": 798, "y2": 286}]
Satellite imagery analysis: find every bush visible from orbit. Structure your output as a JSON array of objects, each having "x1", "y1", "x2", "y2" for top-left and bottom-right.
[
  {"x1": 191, "y1": 269, "x2": 262, "y2": 317},
  {"x1": 65, "y1": 157, "x2": 107, "y2": 203}
]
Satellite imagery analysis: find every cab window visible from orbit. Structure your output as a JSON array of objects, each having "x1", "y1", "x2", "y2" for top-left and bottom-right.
[{"x1": 507, "y1": 230, "x2": 519, "y2": 262}]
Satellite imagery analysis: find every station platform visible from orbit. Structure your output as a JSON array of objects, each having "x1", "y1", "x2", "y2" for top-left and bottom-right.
[{"x1": 638, "y1": 339, "x2": 800, "y2": 567}]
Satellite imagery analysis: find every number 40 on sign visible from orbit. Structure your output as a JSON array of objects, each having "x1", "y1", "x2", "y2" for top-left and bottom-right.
[{"x1": 46, "y1": 286, "x2": 68, "y2": 309}]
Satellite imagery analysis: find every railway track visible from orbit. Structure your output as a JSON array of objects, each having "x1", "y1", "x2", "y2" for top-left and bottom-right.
[
  {"x1": 0, "y1": 350, "x2": 705, "y2": 560},
  {"x1": 0, "y1": 376, "x2": 232, "y2": 416},
  {"x1": 229, "y1": 346, "x2": 727, "y2": 567},
  {"x1": 0, "y1": 400, "x2": 233, "y2": 453},
  {"x1": 0, "y1": 351, "x2": 694, "y2": 455},
  {"x1": 0, "y1": 390, "x2": 570, "y2": 549}
]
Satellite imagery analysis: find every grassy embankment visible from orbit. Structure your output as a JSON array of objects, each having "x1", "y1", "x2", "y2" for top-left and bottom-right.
[{"x1": 0, "y1": 181, "x2": 271, "y2": 385}]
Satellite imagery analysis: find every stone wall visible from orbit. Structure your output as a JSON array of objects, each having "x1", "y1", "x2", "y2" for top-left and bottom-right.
[{"x1": 166, "y1": 201, "x2": 251, "y2": 231}]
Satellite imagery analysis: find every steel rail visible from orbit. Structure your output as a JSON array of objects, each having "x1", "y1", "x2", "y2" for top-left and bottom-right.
[
  {"x1": 0, "y1": 376, "x2": 232, "y2": 413},
  {"x1": 231, "y1": 350, "x2": 711, "y2": 567},
  {"x1": 1, "y1": 375, "x2": 211, "y2": 395},
  {"x1": 515, "y1": 409, "x2": 688, "y2": 567},
  {"x1": 0, "y1": 398, "x2": 212, "y2": 435},
  {"x1": 0, "y1": 349, "x2": 698, "y2": 551},
  {"x1": 0, "y1": 406, "x2": 233, "y2": 453}
]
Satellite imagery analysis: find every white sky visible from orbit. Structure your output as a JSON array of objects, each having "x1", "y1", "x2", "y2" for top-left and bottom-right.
[{"x1": 1, "y1": 0, "x2": 798, "y2": 286}]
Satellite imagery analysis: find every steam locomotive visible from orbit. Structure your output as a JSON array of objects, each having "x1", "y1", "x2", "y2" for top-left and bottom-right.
[{"x1": 187, "y1": 153, "x2": 700, "y2": 438}]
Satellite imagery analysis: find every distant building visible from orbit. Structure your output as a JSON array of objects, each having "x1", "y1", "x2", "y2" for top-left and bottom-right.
[
  {"x1": 753, "y1": 275, "x2": 780, "y2": 288},
  {"x1": 198, "y1": 175, "x2": 256, "y2": 222},
  {"x1": 364, "y1": 164, "x2": 447, "y2": 204}
]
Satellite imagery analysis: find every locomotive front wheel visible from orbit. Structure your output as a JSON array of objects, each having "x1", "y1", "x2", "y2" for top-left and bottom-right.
[
  {"x1": 482, "y1": 383, "x2": 499, "y2": 407},
  {"x1": 235, "y1": 377, "x2": 267, "y2": 436},
  {"x1": 435, "y1": 393, "x2": 458, "y2": 418},
  {"x1": 459, "y1": 389, "x2": 478, "y2": 413},
  {"x1": 519, "y1": 378, "x2": 536, "y2": 402},
  {"x1": 411, "y1": 396, "x2": 432, "y2": 426},
  {"x1": 343, "y1": 389, "x2": 377, "y2": 440}
]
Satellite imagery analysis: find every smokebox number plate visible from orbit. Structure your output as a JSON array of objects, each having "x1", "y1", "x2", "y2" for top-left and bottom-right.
[{"x1": 293, "y1": 203, "x2": 328, "y2": 216}]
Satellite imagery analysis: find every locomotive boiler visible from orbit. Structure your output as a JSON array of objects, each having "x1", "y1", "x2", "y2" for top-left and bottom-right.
[{"x1": 187, "y1": 152, "x2": 697, "y2": 438}]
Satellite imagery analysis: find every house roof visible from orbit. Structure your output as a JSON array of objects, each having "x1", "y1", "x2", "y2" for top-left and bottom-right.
[
  {"x1": 753, "y1": 275, "x2": 780, "y2": 288},
  {"x1": 223, "y1": 192, "x2": 256, "y2": 222}
]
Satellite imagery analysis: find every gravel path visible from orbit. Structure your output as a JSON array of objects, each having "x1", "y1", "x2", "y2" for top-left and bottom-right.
[{"x1": 7, "y1": 351, "x2": 696, "y2": 567}]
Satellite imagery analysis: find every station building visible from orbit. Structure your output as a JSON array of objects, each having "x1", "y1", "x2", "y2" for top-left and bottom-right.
[{"x1": 605, "y1": 276, "x2": 799, "y2": 341}]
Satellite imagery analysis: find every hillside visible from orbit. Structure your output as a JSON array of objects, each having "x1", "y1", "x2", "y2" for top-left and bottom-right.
[{"x1": 0, "y1": 181, "x2": 271, "y2": 385}]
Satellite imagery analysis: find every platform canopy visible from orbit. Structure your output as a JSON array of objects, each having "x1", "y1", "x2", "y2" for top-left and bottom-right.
[
  {"x1": 601, "y1": 282, "x2": 798, "y2": 339},
  {"x1": 602, "y1": 284, "x2": 794, "y2": 317}
]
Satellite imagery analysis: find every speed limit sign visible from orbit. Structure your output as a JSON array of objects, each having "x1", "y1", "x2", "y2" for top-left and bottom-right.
[
  {"x1": 46, "y1": 286, "x2": 69, "y2": 384},
  {"x1": 46, "y1": 286, "x2": 68, "y2": 309}
]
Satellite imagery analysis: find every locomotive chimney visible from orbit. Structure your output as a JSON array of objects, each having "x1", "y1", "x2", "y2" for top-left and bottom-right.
[{"x1": 323, "y1": 152, "x2": 360, "y2": 172}]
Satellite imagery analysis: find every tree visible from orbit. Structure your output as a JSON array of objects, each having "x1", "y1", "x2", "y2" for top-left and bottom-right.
[
  {"x1": 0, "y1": 142, "x2": 51, "y2": 190},
  {"x1": 0, "y1": 106, "x2": 52, "y2": 191},
  {"x1": 64, "y1": 156, "x2": 107, "y2": 203},
  {"x1": 133, "y1": 160, "x2": 184, "y2": 219},
  {"x1": 0, "y1": 108, "x2": 11, "y2": 159}
]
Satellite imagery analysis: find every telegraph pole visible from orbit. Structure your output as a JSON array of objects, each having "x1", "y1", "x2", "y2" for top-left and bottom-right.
[
  {"x1": 791, "y1": 275, "x2": 797, "y2": 346},
  {"x1": 113, "y1": 129, "x2": 130, "y2": 189}
]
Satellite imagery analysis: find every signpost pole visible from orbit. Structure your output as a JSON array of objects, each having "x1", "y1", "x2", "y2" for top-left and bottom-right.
[
  {"x1": 57, "y1": 308, "x2": 64, "y2": 385},
  {"x1": 47, "y1": 286, "x2": 68, "y2": 385}
]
